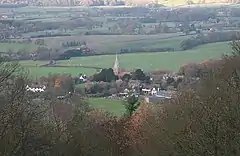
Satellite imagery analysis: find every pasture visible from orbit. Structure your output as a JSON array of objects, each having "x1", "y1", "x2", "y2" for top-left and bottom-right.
[
  {"x1": 0, "y1": 43, "x2": 39, "y2": 53},
  {"x1": 1, "y1": 34, "x2": 188, "y2": 54},
  {"x1": 33, "y1": 33, "x2": 187, "y2": 53},
  {"x1": 21, "y1": 41, "x2": 231, "y2": 78}
]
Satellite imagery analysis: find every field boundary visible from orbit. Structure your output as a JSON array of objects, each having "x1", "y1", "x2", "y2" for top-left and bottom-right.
[{"x1": 39, "y1": 64, "x2": 103, "y2": 70}]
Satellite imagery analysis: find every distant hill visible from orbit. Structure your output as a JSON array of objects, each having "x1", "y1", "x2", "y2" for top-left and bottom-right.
[
  {"x1": 0, "y1": 0, "x2": 239, "y2": 6},
  {"x1": 125, "y1": 0, "x2": 240, "y2": 6},
  {"x1": 159, "y1": 0, "x2": 240, "y2": 6}
]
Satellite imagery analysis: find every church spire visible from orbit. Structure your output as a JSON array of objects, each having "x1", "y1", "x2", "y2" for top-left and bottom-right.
[{"x1": 113, "y1": 53, "x2": 119, "y2": 75}]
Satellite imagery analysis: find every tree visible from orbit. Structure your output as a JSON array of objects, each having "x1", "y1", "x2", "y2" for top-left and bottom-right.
[
  {"x1": 186, "y1": 0, "x2": 194, "y2": 5},
  {"x1": 132, "y1": 69, "x2": 146, "y2": 81},
  {"x1": 0, "y1": 60, "x2": 53, "y2": 155},
  {"x1": 162, "y1": 23, "x2": 170, "y2": 33},
  {"x1": 133, "y1": 41, "x2": 240, "y2": 156},
  {"x1": 121, "y1": 73, "x2": 131, "y2": 81},
  {"x1": 93, "y1": 68, "x2": 117, "y2": 82},
  {"x1": 124, "y1": 92, "x2": 140, "y2": 117},
  {"x1": 231, "y1": 40, "x2": 240, "y2": 56},
  {"x1": 0, "y1": 57, "x2": 133, "y2": 155},
  {"x1": 34, "y1": 39, "x2": 45, "y2": 45}
]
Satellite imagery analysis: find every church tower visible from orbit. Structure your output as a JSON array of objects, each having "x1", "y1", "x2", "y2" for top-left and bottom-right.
[{"x1": 113, "y1": 53, "x2": 119, "y2": 75}]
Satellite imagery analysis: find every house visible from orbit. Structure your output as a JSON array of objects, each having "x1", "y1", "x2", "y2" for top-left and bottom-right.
[
  {"x1": 117, "y1": 88, "x2": 129, "y2": 97},
  {"x1": 142, "y1": 87, "x2": 159, "y2": 96},
  {"x1": 142, "y1": 88, "x2": 151, "y2": 94},
  {"x1": 26, "y1": 85, "x2": 46, "y2": 93},
  {"x1": 151, "y1": 88, "x2": 157, "y2": 95},
  {"x1": 145, "y1": 90, "x2": 174, "y2": 104},
  {"x1": 117, "y1": 71, "x2": 131, "y2": 78},
  {"x1": 79, "y1": 74, "x2": 87, "y2": 82}
]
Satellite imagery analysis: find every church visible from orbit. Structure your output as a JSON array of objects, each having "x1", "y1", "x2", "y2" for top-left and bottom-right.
[{"x1": 113, "y1": 53, "x2": 130, "y2": 78}]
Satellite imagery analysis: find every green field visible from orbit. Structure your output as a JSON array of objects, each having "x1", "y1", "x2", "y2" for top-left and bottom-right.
[
  {"x1": 88, "y1": 98, "x2": 125, "y2": 116},
  {"x1": 0, "y1": 34, "x2": 186, "y2": 54},
  {"x1": 33, "y1": 33, "x2": 186, "y2": 53},
  {"x1": 0, "y1": 43, "x2": 39, "y2": 53},
  {"x1": 21, "y1": 41, "x2": 232, "y2": 78}
]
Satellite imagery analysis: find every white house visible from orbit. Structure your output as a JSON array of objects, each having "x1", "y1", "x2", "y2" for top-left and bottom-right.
[
  {"x1": 151, "y1": 88, "x2": 157, "y2": 95},
  {"x1": 79, "y1": 74, "x2": 87, "y2": 82},
  {"x1": 142, "y1": 88, "x2": 151, "y2": 94},
  {"x1": 142, "y1": 87, "x2": 159, "y2": 96},
  {"x1": 145, "y1": 90, "x2": 174, "y2": 103},
  {"x1": 26, "y1": 85, "x2": 46, "y2": 93}
]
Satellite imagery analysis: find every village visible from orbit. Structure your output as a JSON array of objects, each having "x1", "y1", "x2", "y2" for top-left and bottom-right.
[{"x1": 25, "y1": 53, "x2": 181, "y2": 104}]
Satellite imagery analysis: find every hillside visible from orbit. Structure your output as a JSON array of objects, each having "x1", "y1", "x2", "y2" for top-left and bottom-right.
[
  {"x1": 127, "y1": 0, "x2": 240, "y2": 6},
  {"x1": 0, "y1": 0, "x2": 239, "y2": 6}
]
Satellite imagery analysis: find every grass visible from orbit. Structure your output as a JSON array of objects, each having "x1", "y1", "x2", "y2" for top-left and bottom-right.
[
  {"x1": 25, "y1": 66, "x2": 97, "y2": 79},
  {"x1": 0, "y1": 43, "x2": 39, "y2": 53},
  {"x1": 33, "y1": 33, "x2": 185, "y2": 53},
  {"x1": 88, "y1": 98, "x2": 125, "y2": 116},
  {"x1": 20, "y1": 41, "x2": 231, "y2": 77}
]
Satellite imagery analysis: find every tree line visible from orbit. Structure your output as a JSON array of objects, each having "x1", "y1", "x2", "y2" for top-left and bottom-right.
[{"x1": 180, "y1": 31, "x2": 240, "y2": 50}]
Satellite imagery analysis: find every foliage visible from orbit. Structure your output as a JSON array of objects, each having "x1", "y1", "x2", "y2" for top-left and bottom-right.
[
  {"x1": 121, "y1": 73, "x2": 131, "y2": 82},
  {"x1": 180, "y1": 31, "x2": 240, "y2": 50},
  {"x1": 124, "y1": 93, "x2": 140, "y2": 117},
  {"x1": 231, "y1": 40, "x2": 240, "y2": 56},
  {"x1": 132, "y1": 69, "x2": 146, "y2": 81},
  {"x1": 123, "y1": 43, "x2": 240, "y2": 155},
  {"x1": 61, "y1": 40, "x2": 86, "y2": 48},
  {"x1": 85, "y1": 80, "x2": 126, "y2": 96},
  {"x1": 92, "y1": 68, "x2": 117, "y2": 82},
  {"x1": 34, "y1": 39, "x2": 45, "y2": 45}
]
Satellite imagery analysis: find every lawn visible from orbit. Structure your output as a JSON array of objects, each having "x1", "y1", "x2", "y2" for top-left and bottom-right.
[{"x1": 88, "y1": 98, "x2": 125, "y2": 116}]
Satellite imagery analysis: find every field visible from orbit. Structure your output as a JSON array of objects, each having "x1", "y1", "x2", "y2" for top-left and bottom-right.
[
  {"x1": 0, "y1": 34, "x2": 186, "y2": 54},
  {"x1": 0, "y1": 43, "x2": 39, "y2": 53},
  {"x1": 0, "y1": 34, "x2": 189, "y2": 54},
  {"x1": 21, "y1": 41, "x2": 232, "y2": 78},
  {"x1": 88, "y1": 98, "x2": 125, "y2": 116},
  {"x1": 33, "y1": 33, "x2": 188, "y2": 53}
]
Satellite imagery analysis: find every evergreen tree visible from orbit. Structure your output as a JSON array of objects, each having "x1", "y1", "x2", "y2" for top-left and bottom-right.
[{"x1": 124, "y1": 92, "x2": 140, "y2": 117}]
